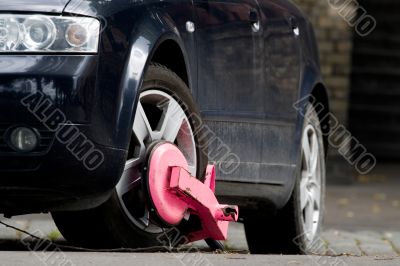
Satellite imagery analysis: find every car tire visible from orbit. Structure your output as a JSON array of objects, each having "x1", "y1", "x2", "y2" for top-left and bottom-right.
[
  {"x1": 52, "y1": 63, "x2": 208, "y2": 249},
  {"x1": 243, "y1": 104, "x2": 326, "y2": 254}
]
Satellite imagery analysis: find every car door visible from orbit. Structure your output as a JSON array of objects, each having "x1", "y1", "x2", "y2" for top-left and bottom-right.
[
  {"x1": 193, "y1": 0, "x2": 302, "y2": 184},
  {"x1": 259, "y1": 0, "x2": 302, "y2": 122},
  {"x1": 193, "y1": 0, "x2": 267, "y2": 181},
  {"x1": 194, "y1": 0, "x2": 264, "y2": 115},
  {"x1": 256, "y1": 0, "x2": 303, "y2": 174}
]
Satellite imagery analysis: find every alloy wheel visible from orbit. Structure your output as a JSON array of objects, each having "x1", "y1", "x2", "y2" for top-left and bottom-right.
[
  {"x1": 300, "y1": 123, "x2": 322, "y2": 243},
  {"x1": 116, "y1": 90, "x2": 197, "y2": 233}
]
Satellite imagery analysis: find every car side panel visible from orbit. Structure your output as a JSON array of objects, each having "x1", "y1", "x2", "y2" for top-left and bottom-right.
[
  {"x1": 194, "y1": 0, "x2": 301, "y2": 189},
  {"x1": 213, "y1": 0, "x2": 326, "y2": 208},
  {"x1": 62, "y1": 0, "x2": 327, "y2": 211}
]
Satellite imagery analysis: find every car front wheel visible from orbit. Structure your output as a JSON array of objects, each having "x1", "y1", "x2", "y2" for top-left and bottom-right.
[{"x1": 52, "y1": 64, "x2": 208, "y2": 248}]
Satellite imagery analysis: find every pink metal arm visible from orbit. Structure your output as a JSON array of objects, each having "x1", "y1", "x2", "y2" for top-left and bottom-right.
[{"x1": 169, "y1": 165, "x2": 239, "y2": 241}]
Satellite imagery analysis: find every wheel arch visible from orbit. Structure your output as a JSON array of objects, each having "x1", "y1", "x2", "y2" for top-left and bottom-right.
[
  {"x1": 113, "y1": 12, "x2": 192, "y2": 153},
  {"x1": 150, "y1": 39, "x2": 190, "y2": 87},
  {"x1": 280, "y1": 65, "x2": 329, "y2": 209},
  {"x1": 310, "y1": 82, "x2": 330, "y2": 156}
]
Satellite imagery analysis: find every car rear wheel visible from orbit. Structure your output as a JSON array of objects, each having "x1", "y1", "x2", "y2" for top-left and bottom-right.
[
  {"x1": 52, "y1": 64, "x2": 208, "y2": 248},
  {"x1": 243, "y1": 104, "x2": 326, "y2": 254}
]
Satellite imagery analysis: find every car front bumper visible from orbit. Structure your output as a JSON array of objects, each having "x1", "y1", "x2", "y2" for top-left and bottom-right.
[{"x1": 0, "y1": 55, "x2": 129, "y2": 215}]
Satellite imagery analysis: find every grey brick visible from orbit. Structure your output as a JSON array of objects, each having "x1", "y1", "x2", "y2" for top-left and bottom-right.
[
  {"x1": 384, "y1": 232, "x2": 400, "y2": 255},
  {"x1": 355, "y1": 231, "x2": 397, "y2": 256},
  {"x1": 0, "y1": 218, "x2": 29, "y2": 240},
  {"x1": 323, "y1": 230, "x2": 362, "y2": 256}
]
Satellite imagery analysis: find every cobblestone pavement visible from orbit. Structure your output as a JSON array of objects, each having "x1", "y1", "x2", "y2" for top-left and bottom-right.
[
  {"x1": 1, "y1": 166, "x2": 399, "y2": 258},
  {"x1": 2, "y1": 252, "x2": 400, "y2": 266},
  {"x1": 1, "y1": 217, "x2": 399, "y2": 257}
]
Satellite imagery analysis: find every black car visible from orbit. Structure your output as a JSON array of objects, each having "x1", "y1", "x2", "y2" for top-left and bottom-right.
[{"x1": 0, "y1": 0, "x2": 329, "y2": 254}]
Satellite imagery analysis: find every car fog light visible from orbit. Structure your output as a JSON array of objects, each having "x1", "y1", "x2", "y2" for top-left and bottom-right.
[{"x1": 9, "y1": 127, "x2": 39, "y2": 152}]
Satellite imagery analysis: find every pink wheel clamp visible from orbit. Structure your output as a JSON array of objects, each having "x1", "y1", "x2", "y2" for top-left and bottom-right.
[{"x1": 146, "y1": 142, "x2": 239, "y2": 244}]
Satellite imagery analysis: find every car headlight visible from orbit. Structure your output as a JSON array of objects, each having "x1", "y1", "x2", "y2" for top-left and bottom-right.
[{"x1": 0, "y1": 15, "x2": 100, "y2": 53}]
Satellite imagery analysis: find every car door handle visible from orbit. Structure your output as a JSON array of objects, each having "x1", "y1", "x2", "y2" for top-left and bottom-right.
[
  {"x1": 288, "y1": 16, "x2": 298, "y2": 28},
  {"x1": 248, "y1": 9, "x2": 260, "y2": 32},
  {"x1": 248, "y1": 9, "x2": 259, "y2": 24},
  {"x1": 288, "y1": 16, "x2": 300, "y2": 36}
]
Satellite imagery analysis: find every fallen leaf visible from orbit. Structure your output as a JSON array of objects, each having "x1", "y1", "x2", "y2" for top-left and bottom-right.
[
  {"x1": 373, "y1": 193, "x2": 387, "y2": 201},
  {"x1": 338, "y1": 198, "x2": 349, "y2": 206},
  {"x1": 371, "y1": 203, "x2": 381, "y2": 214}
]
